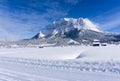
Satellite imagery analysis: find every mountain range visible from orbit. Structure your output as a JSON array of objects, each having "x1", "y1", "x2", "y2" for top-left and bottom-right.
[
  {"x1": 29, "y1": 18, "x2": 120, "y2": 45},
  {"x1": 3, "y1": 18, "x2": 120, "y2": 46}
]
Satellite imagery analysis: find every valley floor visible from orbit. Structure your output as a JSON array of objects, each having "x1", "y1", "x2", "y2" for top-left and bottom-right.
[{"x1": 0, "y1": 45, "x2": 120, "y2": 81}]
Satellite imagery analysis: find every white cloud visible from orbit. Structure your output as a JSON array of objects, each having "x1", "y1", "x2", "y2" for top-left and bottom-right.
[
  {"x1": 0, "y1": 9, "x2": 51, "y2": 40},
  {"x1": 0, "y1": 1, "x2": 66, "y2": 40},
  {"x1": 94, "y1": 7, "x2": 120, "y2": 31},
  {"x1": 0, "y1": 0, "x2": 81, "y2": 40}
]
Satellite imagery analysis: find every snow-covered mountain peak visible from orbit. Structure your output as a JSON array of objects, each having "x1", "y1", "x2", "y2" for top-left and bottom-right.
[
  {"x1": 52, "y1": 18, "x2": 100, "y2": 32},
  {"x1": 63, "y1": 18, "x2": 83, "y2": 22},
  {"x1": 32, "y1": 18, "x2": 102, "y2": 40},
  {"x1": 62, "y1": 18, "x2": 80, "y2": 23},
  {"x1": 38, "y1": 31, "x2": 46, "y2": 38}
]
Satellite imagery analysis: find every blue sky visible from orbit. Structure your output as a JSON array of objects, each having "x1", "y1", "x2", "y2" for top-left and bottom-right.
[{"x1": 0, "y1": 0, "x2": 120, "y2": 40}]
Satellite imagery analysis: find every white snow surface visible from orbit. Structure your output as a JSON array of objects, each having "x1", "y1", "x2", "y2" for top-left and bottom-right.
[
  {"x1": 0, "y1": 45, "x2": 120, "y2": 61},
  {"x1": 0, "y1": 46, "x2": 88, "y2": 60},
  {"x1": 68, "y1": 39, "x2": 79, "y2": 44},
  {"x1": 0, "y1": 45, "x2": 120, "y2": 81}
]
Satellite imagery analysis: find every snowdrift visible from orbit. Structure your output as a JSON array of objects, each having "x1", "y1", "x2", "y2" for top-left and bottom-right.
[{"x1": 77, "y1": 45, "x2": 120, "y2": 61}]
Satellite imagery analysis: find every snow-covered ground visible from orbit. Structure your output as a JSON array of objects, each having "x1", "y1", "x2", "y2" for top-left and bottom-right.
[
  {"x1": 0, "y1": 46, "x2": 88, "y2": 60},
  {"x1": 0, "y1": 45, "x2": 120, "y2": 61},
  {"x1": 0, "y1": 45, "x2": 120, "y2": 81}
]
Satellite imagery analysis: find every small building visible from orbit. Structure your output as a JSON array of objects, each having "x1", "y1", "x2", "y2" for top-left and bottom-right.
[
  {"x1": 38, "y1": 45, "x2": 44, "y2": 48},
  {"x1": 92, "y1": 39, "x2": 100, "y2": 46},
  {"x1": 101, "y1": 43, "x2": 107, "y2": 46}
]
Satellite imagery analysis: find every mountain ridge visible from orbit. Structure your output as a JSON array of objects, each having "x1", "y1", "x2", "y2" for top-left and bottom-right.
[
  {"x1": 32, "y1": 18, "x2": 101, "y2": 39},
  {"x1": 28, "y1": 18, "x2": 120, "y2": 46},
  {"x1": 6, "y1": 17, "x2": 119, "y2": 46}
]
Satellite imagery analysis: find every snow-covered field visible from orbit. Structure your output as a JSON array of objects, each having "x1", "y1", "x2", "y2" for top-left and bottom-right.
[
  {"x1": 0, "y1": 45, "x2": 120, "y2": 81},
  {"x1": 0, "y1": 46, "x2": 88, "y2": 60}
]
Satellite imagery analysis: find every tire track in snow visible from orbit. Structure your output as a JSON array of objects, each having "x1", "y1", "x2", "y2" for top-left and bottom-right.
[
  {"x1": 0, "y1": 69, "x2": 68, "y2": 81},
  {"x1": 0, "y1": 56, "x2": 120, "y2": 74},
  {"x1": 0, "y1": 72, "x2": 29, "y2": 81},
  {"x1": 0, "y1": 56, "x2": 120, "y2": 81}
]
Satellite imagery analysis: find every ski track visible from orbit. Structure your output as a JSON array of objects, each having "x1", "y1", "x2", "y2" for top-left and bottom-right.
[
  {"x1": 0, "y1": 69, "x2": 67, "y2": 81},
  {"x1": 0, "y1": 56, "x2": 120, "y2": 81}
]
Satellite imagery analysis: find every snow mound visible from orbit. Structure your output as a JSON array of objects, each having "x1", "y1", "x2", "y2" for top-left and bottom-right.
[{"x1": 77, "y1": 45, "x2": 120, "y2": 61}]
